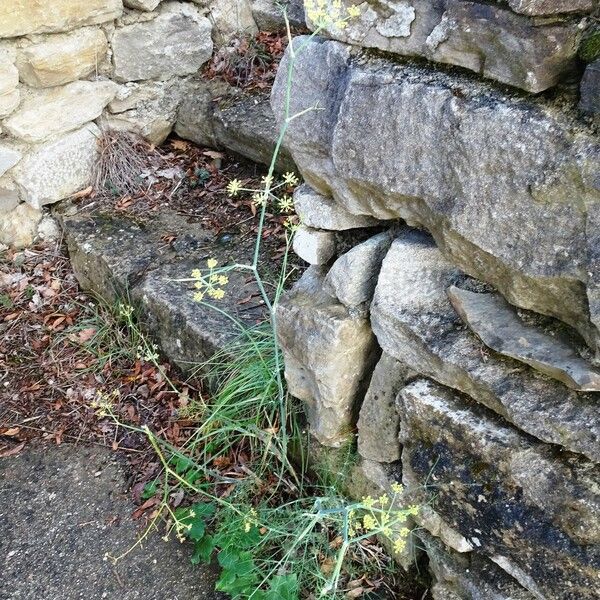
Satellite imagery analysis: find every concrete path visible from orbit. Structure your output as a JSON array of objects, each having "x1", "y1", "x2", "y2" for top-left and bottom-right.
[{"x1": 0, "y1": 444, "x2": 223, "y2": 600}]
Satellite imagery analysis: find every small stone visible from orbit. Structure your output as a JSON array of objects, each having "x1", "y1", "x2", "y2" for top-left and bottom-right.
[
  {"x1": 12, "y1": 124, "x2": 100, "y2": 208},
  {"x1": 508, "y1": 0, "x2": 595, "y2": 15},
  {"x1": 3, "y1": 80, "x2": 116, "y2": 143},
  {"x1": 251, "y1": 0, "x2": 306, "y2": 31},
  {"x1": 292, "y1": 226, "x2": 336, "y2": 265},
  {"x1": 37, "y1": 216, "x2": 61, "y2": 242},
  {"x1": 0, "y1": 183, "x2": 20, "y2": 214},
  {"x1": 276, "y1": 266, "x2": 379, "y2": 446},
  {"x1": 324, "y1": 232, "x2": 391, "y2": 309},
  {"x1": 0, "y1": 89, "x2": 20, "y2": 119},
  {"x1": 0, "y1": 203, "x2": 42, "y2": 249},
  {"x1": 448, "y1": 286, "x2": 600, "y2": 391},
  {"x1": 16, "y1": 28, "x2": 108, "y2": 88},
  {"x1": 0, "y1": 144, "x2": 22, "y2": 177},
  {"x1": 0, "y1": 53, "x2": 19, "y2": 118},
  {"x1": 0, "y1": 0, "x2": 123, "y2": 38},
  {"x1": 293, "y1": 184, "x2": 380, "y2": 231},
  {"x1": 112, "y1": 2, "x2": 213, "y2": 82},
  {"x1": 580, "y1": 60, "x2": 600, "y2": 116},
  {"x1": 124, "y1": 0, "x2": 162, "y2": 10},
  {"x1": 356, "y1": 353, "x2": 412, "y2": 463},
  {"x1": 208, "y1": 0, "x2": 257, "y2": 44}
]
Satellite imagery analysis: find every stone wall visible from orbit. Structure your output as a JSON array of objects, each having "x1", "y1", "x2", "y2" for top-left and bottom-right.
[
  {"x1": 272, "y1": 2, "x2": 600, "y2": 598},
  {"x1": 0, "y1": 0, "x2": 303, "y2": 249}
]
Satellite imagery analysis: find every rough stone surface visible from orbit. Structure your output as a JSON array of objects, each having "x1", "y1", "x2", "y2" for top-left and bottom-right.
[
  {"x1": 294, "y1": 184, "x2": 380, "y2": 230},
  {"x1": 508, "y1": 0, "x2": 596, "y2": 16},
  {"x1": 0, "y1": 202, "x2": 42, "y2": 248},
  {"x1": 276, "y1": 266, "x2": 379, "y2": 446},
  {"x1": 0, "y1": 444, "x2": 224, "y2": 599},
  {"x1": 398, "y1": 379, "x2": 600, "y2": 600},
  {"x1": 124, "y1": 0, "x2": 162, "y2": 10},
  {"x1": 324, "y1": 231, "x2": 391, "y2": 309},
  {"x1": 309, "y1": 1, "x2": 583, "y2": 92},
  {"x1": 0, "y1": 183, "x2": 20, "y2": 214},
  {"x1": 211, "y1": 93, "x2": 297, "y2": 172},
  {"x1": 251, "y1": 0, "x2": 306, "y2": 30},
  {"x1": 0, "y1": 144, "x2": 22, "y2": 177},
  {"x1": 112, "y1": 2, "x2": 213, "y2": 82},
  {"x1": 3, "y1": 80, "x2": 116, "y2": 143},
  {"x1": 293, "y1": 225, "x2": 336, "y2": 265},
  {"x1": 208, "y1": 0, "x2": 258, "y2": 44},
  {"x1": 420, "y1": 532, "x2": 536, "y2": 600},
  {"x1": 12, "y1": 124, "x2": 100, "y2": 208},
  {"x1": 0, "y1": 53, "x2": 19, "y2": 117},
  {"x1": 370, "y1": 230, "x2": 600, "y2": 462},
  {"x1": 448, "y1": 286, "x2": 600, "y2": 391},
  {"x1": 16, "y1": 28, "x2": 108, "y2": 88},
  {"x1": 57, "y1": 206, "x2": 266, "y2": 369},
  {"x1": 356, "y1": 352, "x2": 412, "y2": 463},
  {"x1": 272, "y1": 37, "x2": 600, "y2": 352},
  {"x1": 0, "y1": 0, "x2": 123, "y2": 38},
  {"x1": 106, "y1": 78, "x2": 185, "y2": 144},
  {"x1": 580, "y1": 59, "x2": 600, "y2": 116}
]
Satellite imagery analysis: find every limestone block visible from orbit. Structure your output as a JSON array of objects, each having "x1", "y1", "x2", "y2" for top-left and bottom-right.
[
  {"x1": 308, "y1": 1, "x2": 583, "y2": 93},
  {"x1": 16, "y1": 28, "x2": 108, "y2": 88},
  {"x1": 3, "y1": 80, "x2": 116, "y2": 143},
  {"x1": 0, "y1": 0, "x2": 123, "y2": 38},
  {"x1": 276, "y1": 266, "x2": 379, "y2": 446},
  {"x1": 0, "y1": 52, "x2": 19, "y2": 117},
  {"x1": 271, "y1": 37, "x2": 600, "y2": 352},
  {"x1": 508, "y1": 0, "x2": 596, "y2": 15},
  {"x1": 124, "y1": 0, "x2": 162, "y2": 10},
  {"x1": 293, "y1": 184, "x2": 379, "y2": 231},
  {"x1": 448, "y1": 286, "x2": 600, "y2": 391},
  {"x1": 292, "y1": 225, "x2": 336, "y2": 265},
  {"x1": 0, "y1": 203, "x2": 42, "y2": 248},
  {"x1": 0, "y1": 179, "x2": 20, "y2": 214},
  {"x1": 324, "y1": 232, "x2": 391, "y2": 309},
  {"x1": 580, "y1": 59, "x2": 600, "y2": 116},
  {"x1": 0, "y1": 144, "x2": 22, "y2": 177},
  {"x1": 356, "y1": 353, "x2": 412, "y2": 463},
  {"x1": 398, "y1": 379, "x2": 600, "y2": 599},
  {"x1": 112, "y1": 2, "x2": 213, "y2": 82},
  {"x1": 12, "y1": 124, "x2": 100, "y2": 208},
  {"x1": 208, "y1": 0, "x2": 257, "y2": 44},
  {"x1": 251, "y1": 0, "x2": 306, "y2": 31},
  {"x1": 106, "y1": 78, "x2": 184, "y2": 144},
  {"x1": 370, "y1": 230, "x2": 600, "y2": 462}
]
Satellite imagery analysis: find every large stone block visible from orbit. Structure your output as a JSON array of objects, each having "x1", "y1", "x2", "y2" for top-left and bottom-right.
[
  {"x1": 124, "y1": 0, "x2": 162, "y2": 10},
  {"x1": 370, "y1": 229, "x2": 600, "y2": 462},
  {"x1": 508, "y1": 0, "x2": 596, "y2": 16},
  {"x1": 0, "y1": 144, "x2": 22, "y2": 177},
  {"x1": 580, "y1": 59, "x2": 600, "y2": 116},
  {"x1": 0, "y1": 0, "x2": 123, "y2": 38},
  {"x1": 112, "y1": 2, "x2": 212, "y2": 82},
  {"x1": 271, "y1": 37, "x2": 600, "y2": 353},
  {"x1": 0, "y1": 52, "x2": 19, "y2": 117},
  {"x1": 251, "y1": 0, "x2": 306, "y2": 31},
  {"x1": 12, "y1": 124, "x2": 100, "y2": 208},
  {"x1": 398, "y1": 379, "x2": 600, "y2": 599},
  {"x1": 207, "y1": 0, "x2": 257, "y2": 44},
  {"x1": 106, "y1": 78, "x2": 185, "y2": 144},
  {"x1": 276, "y1": 266, "x2": 379, "y2": 446},
  {"x1": 309, "y1": 0, "x2": 583, "y2": 92},
  {"x1": 3, "y1": 80, "x2": 116, "y2": 143},
  {"x1": 16, "y1": 28, "x2": 108, "y2": 88}
]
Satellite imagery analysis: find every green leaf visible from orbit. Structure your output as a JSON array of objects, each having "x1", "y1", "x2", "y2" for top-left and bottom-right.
[
  {"x1": 0, "y1": 294, "x2": 13, "y2": 309},
  {"x1": 141, "y1": 481, "x2": 158, "y2": 500},
  {"x1": 175, "y1": 502, "x2": 216, "y2": 541},
  {"x1": 174, "y1": 454, "x2": 194, "y2": 474},
  {"x1": 264, "y1": 574, "x2": 299, "y2": 600},
  {"x1": 191, "y1": 535, "x2": 215, "y2": 565},
  {"x1": 216, "y1": 549, "x2": 260, "y2": 598}
]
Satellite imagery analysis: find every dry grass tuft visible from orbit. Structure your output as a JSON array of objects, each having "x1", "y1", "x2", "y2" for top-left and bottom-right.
[{"x1": 92, "y1": 129, "x2": 153, "y2": 198}]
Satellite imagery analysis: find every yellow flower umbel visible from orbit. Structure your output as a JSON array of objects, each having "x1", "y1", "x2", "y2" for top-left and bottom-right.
[
  {"x1": 190, "y1": 258, "x2": 229, "y2": 302},
  {"x1": 304, "y1": 0, "x2": 362, "y2": 30}
]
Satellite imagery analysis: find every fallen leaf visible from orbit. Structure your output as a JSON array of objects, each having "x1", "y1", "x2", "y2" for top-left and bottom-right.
[
  {"x1": 0, "y1": 442, "x2": 25, "y2": 458},
  {"x1": 1, "y1": 427, "x2": 20, "y2": 436}
]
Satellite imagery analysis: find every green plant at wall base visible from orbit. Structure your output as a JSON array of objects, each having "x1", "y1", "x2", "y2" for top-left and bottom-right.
[
  {"x1": 98, "y1": 4, "x2": 420, "y2": 598},
  {"x1": 579, "y1": 27, "x2": 600, "y2": 63}
]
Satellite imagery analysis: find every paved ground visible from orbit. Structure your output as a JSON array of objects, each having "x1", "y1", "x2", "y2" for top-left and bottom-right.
[{"x1": 0, "y1": 444, "x2": 224, "y2": 600}]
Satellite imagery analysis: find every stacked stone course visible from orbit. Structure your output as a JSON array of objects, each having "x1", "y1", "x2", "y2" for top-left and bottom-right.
[{"x1": 272, "y1": 1, "x2": 600, "y2": 598}]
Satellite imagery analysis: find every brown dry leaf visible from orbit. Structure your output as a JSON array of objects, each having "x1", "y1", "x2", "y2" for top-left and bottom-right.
[
  {"x1": 1, "y1": 427, "x2": 20, "y2": 436},
  {"x1": 171, "y1": 139, "x2": 191, "y2": 151},
  {"x1": 132, "y1": 497, "x2": 159, "y2": 520},
  {"x1": 71, "y1": 186, "x2": 93, "y2": 199},
  {"x1": 75, "y1": 327, "x2": 97, "y2": 344},
  {"x1": 0, "y1": 442, "x2": 25, "y2": 458},
  {"x1": 329, "y1": 536, "x2": 343, "y2": 550},
  {"x1": 345, "y1": 588, "x2": 364, "y2": 598},
  {"x1": 320, "y1": 557, "x2": 335, "y2": 575}
]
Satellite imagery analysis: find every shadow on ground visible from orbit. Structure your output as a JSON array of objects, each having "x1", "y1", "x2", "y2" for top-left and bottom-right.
[{"x1": 0, "y1": 444, "x2": 225, "y2": 600}]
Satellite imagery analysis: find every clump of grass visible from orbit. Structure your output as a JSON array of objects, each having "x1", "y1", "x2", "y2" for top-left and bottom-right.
[{"x1": 92, "y1": 128, "x2": 153, "y2": 198}]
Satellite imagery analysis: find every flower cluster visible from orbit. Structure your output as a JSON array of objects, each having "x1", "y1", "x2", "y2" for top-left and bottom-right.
[
  {"x1": 191, "y1": 258, "x2": 229, "y2": 302},
  {"x1": 305, "y1": 0, "x2": 361, "y2": 30},
  {"x1": 91, "y1": 389, "x2": 120, "y2": 416},
  {"x1": 243, "y1": 507, "x2": 258, "y2": 533},
  {"x1": 137, "y1": 342, "x2": 159, "y2": 362}
]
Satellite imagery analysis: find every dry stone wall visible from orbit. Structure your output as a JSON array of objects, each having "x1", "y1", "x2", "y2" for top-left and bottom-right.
[
  {"x1": 272, "y1": 2, "x2": 600, "y2": 598},
  {"x1": 0, "y1": 0, "x2": 303, "y2": 249}
]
